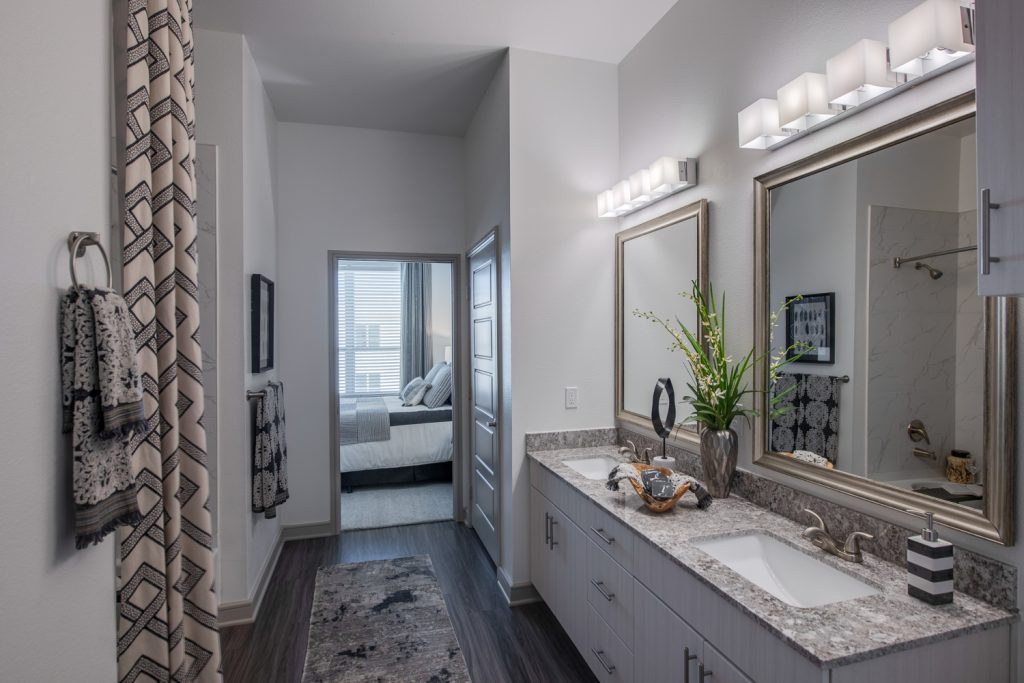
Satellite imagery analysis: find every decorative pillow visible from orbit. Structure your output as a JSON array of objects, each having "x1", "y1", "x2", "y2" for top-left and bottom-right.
[
  {"x1": 402, "y1": 378, "x2": 431, "y2": 407},
  {"x1": 422, "y1": 363, "x2": 453, "y2": 409},
  {"x1": 423, "y1": 362, "x2": 447, "y2": 386},
  {"x1": 399, "y1": 377, "x2": 425, "y2": 403}
]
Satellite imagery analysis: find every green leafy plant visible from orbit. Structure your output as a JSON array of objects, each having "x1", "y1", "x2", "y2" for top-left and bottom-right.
[{"x1": 635, "y1": 281, "x2": 806, "y2": 432}]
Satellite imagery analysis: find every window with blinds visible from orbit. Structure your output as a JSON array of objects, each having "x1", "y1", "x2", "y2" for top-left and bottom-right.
[{"x1": 336, "y1": 261, "x2": 402, "y2": 396}]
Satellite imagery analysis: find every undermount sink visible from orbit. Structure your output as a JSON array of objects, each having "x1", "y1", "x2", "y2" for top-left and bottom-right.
[
  {"x1": 693, "y1": 532, "x2": 879, "y2": 608},
  {"x1": 564, "y1": 456, "x2": 619, "y2": 481}
]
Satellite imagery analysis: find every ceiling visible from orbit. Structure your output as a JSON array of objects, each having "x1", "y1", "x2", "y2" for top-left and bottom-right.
[{"x1": 195, "y1": 0, "x2": 679, "y2": 136}]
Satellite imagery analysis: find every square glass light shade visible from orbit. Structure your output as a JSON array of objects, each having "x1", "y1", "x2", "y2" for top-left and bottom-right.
[
  {"x1": 777, "y1": 73, "x2": 835, "y2": 131},
  {"x1": 888, "y1": 0, "x2": 974, "y2": 77},
  {"x1": 629, "y1": 168, "x2": 653, "y2": 204},
  {"x1": 648, "y1": 157, "x2": 688, "y2": 195},
  {"x1": 597, "y1": 189, "x2": 618, "y2": 218},
  {"x1": 826, "y1": 39, "x2": 895, "y2": 107},
  {"x1": 612, "y1": 180, "x2": 633, "y2": 214},
  {"x1": 738, "y1": 99, "x2": 789, "y2": 149}
]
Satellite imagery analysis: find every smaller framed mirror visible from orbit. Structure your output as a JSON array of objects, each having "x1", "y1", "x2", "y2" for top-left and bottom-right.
[{"x1": 616, "y1": 200, "x2": 708, "y2": 444}]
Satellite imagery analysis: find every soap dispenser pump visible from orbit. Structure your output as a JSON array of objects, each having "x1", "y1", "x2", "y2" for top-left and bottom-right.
[{"x1": 906, "y1": 509, "x2": 953, "y2": 605}]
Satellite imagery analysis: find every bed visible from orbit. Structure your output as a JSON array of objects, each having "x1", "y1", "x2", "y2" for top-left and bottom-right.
[{"x1": 339, "y1": 395, "x2": 453, "y2": 489}]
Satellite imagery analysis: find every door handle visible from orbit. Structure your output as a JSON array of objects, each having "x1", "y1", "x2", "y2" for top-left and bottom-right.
[
  {"x1": 486, "y1": 419, "x2": 497, "y2": 428},
  {"x1": 549, "y1": 519, "x2": 558, "y2": 548},
  {"x1": 590, "y1": 579, "x2": 615, "y2": 602},
  {"x1": 590, "y1": 527, "x2": 615, "y2": 545},
  {"x1": 591, "y1": 649, "x2": 616, "y2": 675},
  {"x1": 684, "y1": 647, "x2": 698, "y2": 683},
  {"x1": 544, "y1": 512, "x2": 551, "y2": 546},
  {"x1": 699, "y1": 663, "x2": 713, "y2": 681},
  {"x1": 980, "y1": 187, "x2": 1002, "y2": 276}
]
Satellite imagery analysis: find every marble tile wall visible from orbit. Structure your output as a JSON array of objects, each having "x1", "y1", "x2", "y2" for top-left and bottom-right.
[
  {"x1": 196, "y1": 143, "x2": 218, "y2": 539},
  {"x1": 955, "y1": 210, "x2": 985, "y2": 476}
]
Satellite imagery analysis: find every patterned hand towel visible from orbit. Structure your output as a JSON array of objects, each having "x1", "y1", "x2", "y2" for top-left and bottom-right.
[
  {"x1": 606, "y1": 462, "x2": 713, "y2": 510},
  {"x1": 770, "y1": 372, "x2": 841, "y2": 464},
  {"x1": 60, "y1": 287, "x2": 146, "y2": 548},
  {"x1": 253, "y1": 381, "x2": 289, "y2": 518}
]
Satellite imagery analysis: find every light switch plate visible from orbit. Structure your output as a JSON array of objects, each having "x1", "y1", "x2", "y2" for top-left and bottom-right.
[{"x1": 565, "y1": 387, "x2": 579, "y2": 409}]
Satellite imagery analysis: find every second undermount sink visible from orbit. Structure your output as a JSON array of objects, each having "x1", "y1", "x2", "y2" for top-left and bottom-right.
[
  {"x1": 564, "y1": 456, "x2": 620, "y2": 481},
  {"x1": 693, "y1": 532, "x2": 879, "y2": 608}
]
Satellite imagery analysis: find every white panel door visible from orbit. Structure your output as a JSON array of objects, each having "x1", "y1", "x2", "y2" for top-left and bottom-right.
[
  {"x1": 469, "y1": 235, "x2": 500, "y2": 563},
  {"x1": 977, "y1": 0, "x2": 1024, "y2": 294}
]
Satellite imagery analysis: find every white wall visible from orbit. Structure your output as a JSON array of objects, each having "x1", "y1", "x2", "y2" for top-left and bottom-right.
[
  {"x1": 618, "y1": 0, "x2": 1024, "y2": 664},
  {"x1": 276, "y1": 123, "x2": 466, "y2": 526},
  {"x1": 194, "y1": 29, "x2": 281, "y2": 607},
  {"x1": 505, "y1": 49, "x2": 619, "y2": 585},
  {"x1": 0, "y1": 3, "x2": 116, "y2": 679}
]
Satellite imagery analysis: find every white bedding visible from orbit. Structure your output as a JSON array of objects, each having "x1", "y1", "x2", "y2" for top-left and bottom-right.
[{"x1": 339, "y1": 396, "x2": 453, "y2": 472}]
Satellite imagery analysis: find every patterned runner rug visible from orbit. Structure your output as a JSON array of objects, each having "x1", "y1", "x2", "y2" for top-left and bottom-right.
[{"x1": 302, "y1": 555, "x2": 470, "y2": 682}]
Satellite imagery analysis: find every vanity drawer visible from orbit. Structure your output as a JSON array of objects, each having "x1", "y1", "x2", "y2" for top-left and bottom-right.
[
  {"x1": 587, "y1": 540, "x2": 635, "y2": 651},
  {"x1": 586, "y1": 501, "x2": 635, "y2": 573},
  {"x1": 586, "y1": 605, "x2": 633, "y2": 683}
]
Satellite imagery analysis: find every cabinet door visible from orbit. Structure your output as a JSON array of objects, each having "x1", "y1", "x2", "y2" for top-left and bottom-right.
[
  {"x1": 700, "y1": 642, "x2": 754, "y2": 683},
  {"x1": 530, "y1": 486, "x2": 553, "y2": 605},
  {"x1": 549, "y1": 504, "x2": 588, "y2": 648},
  {"x1": 634, "y1": 582, "x2": 703, "y2": 683},
  {"x1": 977, "y1": 0, "x2": 1024, "y2": 295}
]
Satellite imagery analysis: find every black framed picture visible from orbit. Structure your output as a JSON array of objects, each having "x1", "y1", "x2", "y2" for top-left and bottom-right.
[
  {"x1": 251, "y1": 274, "x2": 275, "y2": 373},
  {"x1": 785, "y1": 292, "x2": 835, "y2": 364}
]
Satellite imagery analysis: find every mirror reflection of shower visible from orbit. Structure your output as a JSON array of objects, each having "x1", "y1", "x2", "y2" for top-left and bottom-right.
[{"x1": 914, "y1": 262, "x2": 943, "y2": 280}]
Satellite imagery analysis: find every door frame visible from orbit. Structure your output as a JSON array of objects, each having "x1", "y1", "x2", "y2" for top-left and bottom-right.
[
  {"x1": 328, "y1": 250, "x2": 464, "y2": 535},
  {"x1": 465, "y1": 228, "x2": 503, "y2": 566}
]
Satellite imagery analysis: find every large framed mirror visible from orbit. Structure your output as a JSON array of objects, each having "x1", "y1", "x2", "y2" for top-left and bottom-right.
[
  {"x1": 753, "y1": 92, "x2": 1016, "y2": 545},
  {"x1": 616, "y1": 199, "x2": 709, "y2": 444}
]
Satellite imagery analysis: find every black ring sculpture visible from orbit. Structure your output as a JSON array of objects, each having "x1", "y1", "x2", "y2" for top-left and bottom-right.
[{"x1": 651, "y1": 377, "x2": 676, "y2": 439}]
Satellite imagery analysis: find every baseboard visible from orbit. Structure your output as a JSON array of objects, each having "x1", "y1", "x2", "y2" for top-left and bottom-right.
[
  {"x1": 497, "y1": 566, "x2": 541, "y2": 606},
  {"x1": 217, "y1": 527, "x2": 285, "y2": 628},
  {"x1": 281, "y1": 520, "x2": 336, "y2": 542}
]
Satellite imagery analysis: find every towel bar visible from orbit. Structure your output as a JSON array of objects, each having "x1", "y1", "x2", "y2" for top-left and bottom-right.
[
  {"x1": 68, "y1": 231, "x2": 112, "y2": 289},
  {"x1": 247, "y1": 389, "x2": 267, "y2": 399}
]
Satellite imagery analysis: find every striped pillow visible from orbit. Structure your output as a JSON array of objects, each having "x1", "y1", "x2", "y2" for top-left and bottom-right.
[
  {"x1": 401, "y1": 377, "x2": 431, "y2": 406},
  {"x1": 423, "y1": 362, "x2": 447, "y2": 386},
  {"x1": 422, "y1": 364, "x2": 452, "y2": 408}
]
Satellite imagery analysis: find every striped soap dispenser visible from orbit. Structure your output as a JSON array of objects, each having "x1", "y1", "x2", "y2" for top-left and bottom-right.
[{"x1": 906, "y1": 510, "x2": 953, "y2": 605}]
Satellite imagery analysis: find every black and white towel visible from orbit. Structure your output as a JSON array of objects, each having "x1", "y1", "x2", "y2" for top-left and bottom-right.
[
  {"x1": 771, "y1": 372, "x2": 841, "y2": 464},
  {"x1": 253, "y1": 381, "x2": 289, "y2": 518},
  {"x1": 60, "y1": 286, "x2": 147, "y2": 548},
  {"x1": 339, "y1": 396, "x2": 391, "y2": 445}
]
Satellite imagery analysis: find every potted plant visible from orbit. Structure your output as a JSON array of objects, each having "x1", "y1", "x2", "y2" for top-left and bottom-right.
[{"x1": 636, "y1": 281, "x2": 804, "y2": 497}]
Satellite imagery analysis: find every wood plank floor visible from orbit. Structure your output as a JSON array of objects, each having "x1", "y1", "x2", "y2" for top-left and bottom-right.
[{"x1": 221, "y1": 521, "x2": 597, "y2": 683}]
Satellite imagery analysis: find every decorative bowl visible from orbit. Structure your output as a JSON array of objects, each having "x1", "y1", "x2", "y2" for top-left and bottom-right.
[{"x1": 626, "y1": 464, "x2": 691, "y2": 513}]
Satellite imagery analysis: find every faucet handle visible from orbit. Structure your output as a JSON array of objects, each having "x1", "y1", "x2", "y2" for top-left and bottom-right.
[
  {"x1": 618, "y1": 440, "x2": 638, "y2": 457},
  {"x1": 844, "y1": 531, "x2": 874, "y2": 556},
  {"x1": 803, "y1": 508, "x2": 829, "y2": 535}
]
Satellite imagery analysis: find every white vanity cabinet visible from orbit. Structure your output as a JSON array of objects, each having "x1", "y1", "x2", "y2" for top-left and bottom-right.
[
  {"x1": 976, "y1": 0, "x2": 1024, "y2": 295},
  {"x1": 529, "y1": 458, "x2": 1013, "y2": 683}
]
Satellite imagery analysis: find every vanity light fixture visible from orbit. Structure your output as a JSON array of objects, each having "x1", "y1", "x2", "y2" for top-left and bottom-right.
[
  {"x1": 738, "y1": 98, "x2": 790, "y2": 149},
  {"x1": 826, "y1": 39, "x2": 897, "y2": 107},
  {"x1": 596, "y1": 157, "x2": 699, "y2": 217},
  {"x1": 777, "y1": 73, "x2": 836, "y2": 131},
  {"x1": 888, "y1": 0, "x2": 975, "y2": 78}
]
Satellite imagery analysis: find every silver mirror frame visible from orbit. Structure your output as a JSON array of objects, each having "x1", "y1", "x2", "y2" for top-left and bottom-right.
[
  {"x1": 615, "y1": 199, "x2": 709, "y2": 445},
  {"x1": 752, "y1": 91, "x2": 1016, "y2": 545}
]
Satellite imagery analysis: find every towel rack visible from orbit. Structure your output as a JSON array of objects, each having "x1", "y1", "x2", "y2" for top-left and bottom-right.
[
  {"x1": 68, "y1": 231, "x2": 112, "y2": 289},
  {"x1": 246, "y1": 389, "x2": 267, "y2": 399},
  {"x1": 838, "y1": 375, "x2": 850, "y2": 383}
]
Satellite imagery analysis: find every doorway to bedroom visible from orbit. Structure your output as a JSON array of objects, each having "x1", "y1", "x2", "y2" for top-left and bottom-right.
[{"x1": 331, "y1": 254, "x2": 459, "y2": 532}]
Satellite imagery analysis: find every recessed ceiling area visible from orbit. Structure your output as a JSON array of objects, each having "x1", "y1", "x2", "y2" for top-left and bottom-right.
[{"x1": 195, "y1": 0, "x2": 679, "y2": 136}]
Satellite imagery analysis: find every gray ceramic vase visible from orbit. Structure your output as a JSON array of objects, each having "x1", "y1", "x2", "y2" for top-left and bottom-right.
[{"x1": 699, "y1": 428, "x2": 738, "y2": 498}]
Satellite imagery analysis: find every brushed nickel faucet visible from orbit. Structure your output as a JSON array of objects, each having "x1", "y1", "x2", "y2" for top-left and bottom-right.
[
  {"x1": 618, "y1": 440, "x2": 652, "y2": 465},
  {"x1": 802, "y1": 509, "x2": 874, "y2": 563}
]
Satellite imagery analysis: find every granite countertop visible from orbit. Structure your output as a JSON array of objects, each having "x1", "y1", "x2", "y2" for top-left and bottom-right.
[{"x1": 528, "y1": 445, "x2": 1017, "y2": 669}]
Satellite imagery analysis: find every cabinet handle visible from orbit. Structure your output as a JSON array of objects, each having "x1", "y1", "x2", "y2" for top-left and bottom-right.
[
  {"x1": 544, "y1": 512, "x2": 551, "y2": 546},
  {"x1": 980, "y1": 187, "x2": 1002, "y2": 276},
  {"x1": 699, "y1": 663, "x2": 713, "y2": 681},
  {"x1": 549, "y1": 519, "x2": 558, "y2": 548},
  {"x1": 683, "y1": 647, "x2": 698, "y2": 683},
  {"x1": 591, "y1": 648, "x2": 616, "y2": 674},
  {"x1": 590, "y1": 527, "x2": 615, "y2": 545},
  {"x1": 590, "y1": 579, "x2": 615, "y2": 602}
]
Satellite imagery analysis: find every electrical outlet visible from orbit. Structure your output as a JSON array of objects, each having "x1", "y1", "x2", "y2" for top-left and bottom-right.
[{"x1": 565, "y1": 387, "x2": 579, "y2": 409}]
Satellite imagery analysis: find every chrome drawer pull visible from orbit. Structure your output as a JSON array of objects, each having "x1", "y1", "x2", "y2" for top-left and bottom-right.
[
  {"x1": 590, "y1": 579, "x2": 615, "y2": 602},
  {"x1": 591, "y1": 527, "x2": 615, "y2": 545},
  {"x1": 549, "y1": 519, "x2": 558, "y2": 548},
  {"x1": 980, "y1": 187, "x2": 1002, "y2": 276},
  {"x1": 684, "y1": 647, "x2": 697, "y2": 683},
  {"x1": 544, "y1": 512, "x2": 551, "y2": 546},
  {"x1": 591, "y1": 648, "x2": 616, "y2": 674}
]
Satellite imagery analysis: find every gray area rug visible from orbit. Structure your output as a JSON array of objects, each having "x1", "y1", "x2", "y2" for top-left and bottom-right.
[
  {"x1": 341, "y1": 482, "x2": 453, "y2": 531},
  {"x1": 302, "y1": 555, "x2": 470, "y2": 682}
]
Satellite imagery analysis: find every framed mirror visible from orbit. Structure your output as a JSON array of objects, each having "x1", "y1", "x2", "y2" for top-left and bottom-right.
[
  {"x1": 753, "y1": 92, "x2": 1016, "y2": 545},
  {"x1": 616, "y1": 200, "x2": 708, "y2": 443}
]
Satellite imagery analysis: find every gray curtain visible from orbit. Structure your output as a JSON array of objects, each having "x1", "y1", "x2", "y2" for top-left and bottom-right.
[{"x1": 401, "y1": 263, "x2": 433, "y2": 387}]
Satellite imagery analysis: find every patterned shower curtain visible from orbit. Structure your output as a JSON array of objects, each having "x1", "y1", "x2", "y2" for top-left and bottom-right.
[{"x1": 119, "y1": 1, "x2": 222, "y2": 680}]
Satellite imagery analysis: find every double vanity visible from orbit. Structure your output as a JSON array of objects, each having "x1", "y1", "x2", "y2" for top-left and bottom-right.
[{"x1": 529, "y1": 444, "x2": 1015, "y2": 683}]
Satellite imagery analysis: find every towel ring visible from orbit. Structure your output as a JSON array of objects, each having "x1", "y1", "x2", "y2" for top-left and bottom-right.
[{"x1": 68, "y1": 231, "x2": 112, "y2": 289}]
